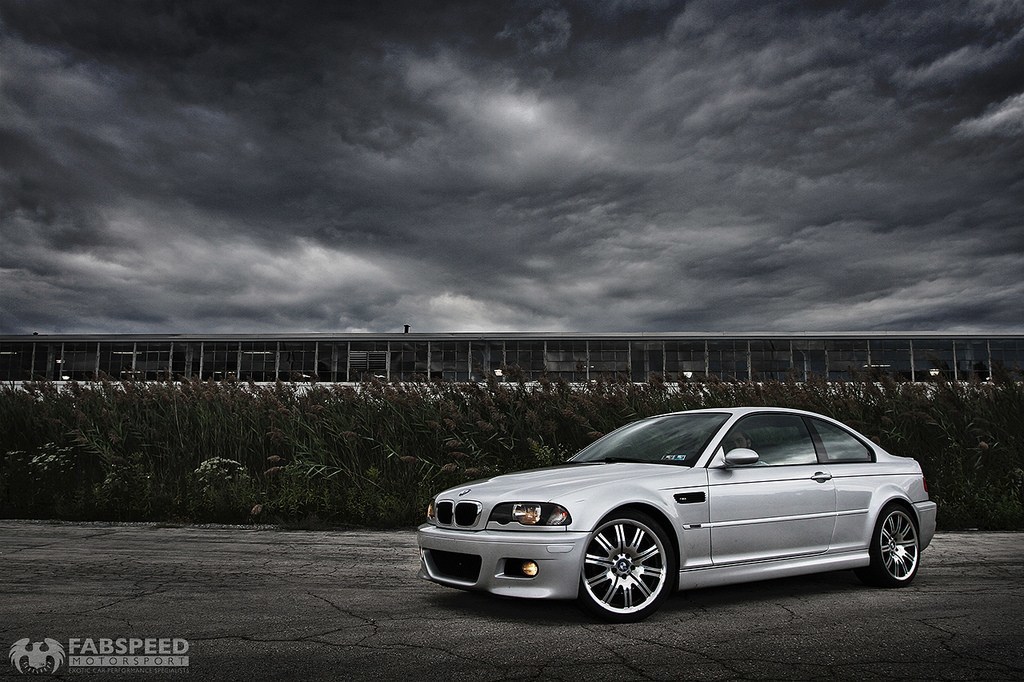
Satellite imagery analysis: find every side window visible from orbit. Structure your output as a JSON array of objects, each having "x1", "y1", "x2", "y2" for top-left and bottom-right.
[
  {"x1": 811, "y1": 419, "x2": 873, "y2": 463},
  {"x1": 724, "y1": 414, "x2": 817, "y2": 466}
]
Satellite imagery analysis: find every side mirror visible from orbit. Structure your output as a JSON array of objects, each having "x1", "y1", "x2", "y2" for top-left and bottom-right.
[{"x1": 724, "y1": 448, "x2": 760, "y2": 466}]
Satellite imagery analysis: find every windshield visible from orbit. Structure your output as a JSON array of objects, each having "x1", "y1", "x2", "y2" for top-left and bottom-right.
[{"x1": 568, "y1": 413, "x2": 730, "y2": 466}]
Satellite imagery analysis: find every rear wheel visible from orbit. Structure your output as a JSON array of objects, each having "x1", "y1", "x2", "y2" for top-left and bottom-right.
[
  {"x1": 856, "y1": 504, "x2": 920, "y2": 587},
  {"x1": 577, "y1": 510, "x2": 676, "y2": 622}
]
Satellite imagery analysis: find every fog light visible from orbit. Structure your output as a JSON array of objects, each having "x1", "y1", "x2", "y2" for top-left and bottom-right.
[{"x1": 521, "y1": 560, "x2": 539, "y2": 577}]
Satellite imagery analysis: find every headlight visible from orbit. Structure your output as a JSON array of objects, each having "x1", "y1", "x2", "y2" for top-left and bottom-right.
[
  {"x1": 514, "y1": 503, "x2": 542, "y2": 525},
  {"x1": 489, "y1": 502, "x2": 572, "y2": 527},
  {"x1": 426, "y1": 499, "x2": 435, "y2": 521}
]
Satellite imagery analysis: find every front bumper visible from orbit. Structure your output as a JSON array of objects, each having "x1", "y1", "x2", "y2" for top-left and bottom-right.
[{"x1": 417, "y1": 523, "x2": 590, "y2": 600}]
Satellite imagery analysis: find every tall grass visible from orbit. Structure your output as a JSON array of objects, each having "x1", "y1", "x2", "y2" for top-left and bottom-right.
[{"x1": 0, "y1": 376, "x2": 1020, "y2": 529}]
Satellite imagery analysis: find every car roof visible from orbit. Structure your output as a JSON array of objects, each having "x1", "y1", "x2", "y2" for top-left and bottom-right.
[{"x1": 668, "y1": 406, "x2": 830, "y2": 418}]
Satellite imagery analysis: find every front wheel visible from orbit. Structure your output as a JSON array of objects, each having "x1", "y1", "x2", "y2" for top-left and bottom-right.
[
  {"x1": 855, "y1": 504, "x2": 920, "y2": 587},
  {"x1": 577, "y1": 510, "x2": 677, "y2": 622}
]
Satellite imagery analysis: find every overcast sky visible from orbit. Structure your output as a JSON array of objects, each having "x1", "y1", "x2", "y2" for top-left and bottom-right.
[{"x1": 1, "y1": 1, "x2": 1022, "y2": 335}]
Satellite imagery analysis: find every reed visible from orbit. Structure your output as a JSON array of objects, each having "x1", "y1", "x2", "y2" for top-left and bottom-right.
[{"x1": 1, "y1": 375, "x2": 1020, "y2": 528}]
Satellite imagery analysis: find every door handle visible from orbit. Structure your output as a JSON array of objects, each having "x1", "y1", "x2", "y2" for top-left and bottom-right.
[{"x1": 811, "y1": 472, "x2": 832, "y2": 483}]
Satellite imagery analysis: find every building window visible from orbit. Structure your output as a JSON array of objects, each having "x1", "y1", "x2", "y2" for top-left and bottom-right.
[
  {"x1": 470, "y1": 341, "x2": 503, "y2": 381},
  {"x1": 708, "y1": 340, "x2": 748, "y2": 381},
  {"x1": 200, "y1": 342, "x2": 237, "y2": 381},
  {"x1": 0, "y1": 343, "x2": 35, "y2": 381},
  {"x1": 546, "y1": 340, "x2": 588, "y2": 382},
  {"x1": 429, "y1": 342, "x2": 469, "y2": 381},
  {"x1": 97, "y1": 342, "x2": 135, "y2": 380},
  {"x1": 912, "y1": 339, "x2": 955, "y2": 382},
  {"x1": 280, "y1": 342, "x2": 318, "y2": 381},
  {"x1": 505, "y1": 341, "x2": 546, "y2": 381},
  {"x1": 954, "y1": 339, "x2": 990, "y2": 381},
  {"x1": 136, "y1": 342, "x2": 173, "y2": 380},
  {"x1": 54, "y1": 342, "x2": 97, "y2": 380},
  {"x1": 665, "y1": 341, "x2": 706, "y2": 381},
  {"x1": 867, "y1": 339, "x2": 913, "y2": 380},
  {"x1": 392, "y1": 342, "x2": 428, "y2": 381},
  {"x1": 826, "y1": 340, "x2": 869, "y2": 381},
  {"x1": 792, "y1": 340, "x2": 826, "y2": 380},
  {"x1": 588, "y1": 341, "x2": 628, "y2": 379},
  {"x1": 239, "y1": 342, "x2": 277, "y2": 382},
  {"x1": 750, "y1": 340, "x2": 790, "y2": 381},
  {"x1": 318, "y1": 343, "x2": 343, "y2": 382},
  {"x1": 629, "y1": 342, "x2": 663, "y2": 382},
  {"x1": 989, "y1": 339, "x2": 1022, "y2": 381}
]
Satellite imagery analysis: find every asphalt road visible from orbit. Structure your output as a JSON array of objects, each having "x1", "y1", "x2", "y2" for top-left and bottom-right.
[{"x1": 1, "y1": 522, "x2": 1021, "y2": 681}]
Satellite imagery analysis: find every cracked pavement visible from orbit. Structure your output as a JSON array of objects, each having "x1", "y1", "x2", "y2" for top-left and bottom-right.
[{"x1": 0, "y1": 522, "x2": 1021, "y2": 680}]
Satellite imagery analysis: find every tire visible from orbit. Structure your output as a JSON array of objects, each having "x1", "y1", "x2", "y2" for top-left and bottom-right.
[
  {"x1": 577, "y1": 510, "x2": 677, "y2": 622},
  {"x1": 855, "y1": 503, "x2": 920, "y2": 588}
]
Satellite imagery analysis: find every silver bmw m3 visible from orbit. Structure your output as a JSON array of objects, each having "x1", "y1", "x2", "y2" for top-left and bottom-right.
[{"x1": 417, "y1": 407, "x2": 937, "y2": 622}]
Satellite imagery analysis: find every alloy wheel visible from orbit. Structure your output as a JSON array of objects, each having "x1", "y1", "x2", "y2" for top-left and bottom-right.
[
  {"x1": 582, "y1": 517, "x2": 668, "y2": 614},
  {"x1": 880, "y1": 509, "x2": 919, "y2": 581}
]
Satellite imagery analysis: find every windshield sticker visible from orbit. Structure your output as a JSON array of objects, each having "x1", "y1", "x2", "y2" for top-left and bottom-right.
[{"x1": 662, "y1": 454, "x2": 689, "y2": 461}]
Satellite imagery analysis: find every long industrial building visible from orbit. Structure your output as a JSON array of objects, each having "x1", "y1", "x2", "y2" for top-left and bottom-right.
[{"x1": 1, "y1": 332, "x2": 1021, "y2": 383}]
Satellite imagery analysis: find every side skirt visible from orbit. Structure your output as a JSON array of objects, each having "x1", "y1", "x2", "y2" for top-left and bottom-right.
[{"x1": 676, "y1": 550, "x2": 870, "y2": 591}]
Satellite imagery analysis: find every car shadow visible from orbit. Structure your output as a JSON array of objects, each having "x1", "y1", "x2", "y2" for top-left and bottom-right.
[
  {"x1": 424, "y1": 569, "x2": 867, "y2": 624},
  {"x1": 425, "y1": 590, "x2": 591, "y2": 623},
  {"x1": 663, "y1": 569, "x2": 866, "y2": 614}
]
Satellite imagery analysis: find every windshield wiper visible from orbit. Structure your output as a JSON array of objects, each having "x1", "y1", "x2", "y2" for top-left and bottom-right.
[{"x1": 596, "y1": 456, "x2": 657, "y2": 464}]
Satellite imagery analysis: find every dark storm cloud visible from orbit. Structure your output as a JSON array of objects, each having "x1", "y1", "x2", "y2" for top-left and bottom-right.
[{"x1": 1, "y1": 0, "x2": 1022, "y2": 334}]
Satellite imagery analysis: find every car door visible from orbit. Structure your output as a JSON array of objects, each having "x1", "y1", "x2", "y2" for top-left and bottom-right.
[
  {"x1": 707, "y1": 413, "x2": 837, "y2": 565},
  {"x1": 805, "y1": 416, "x2": 877, "y2": 554}
]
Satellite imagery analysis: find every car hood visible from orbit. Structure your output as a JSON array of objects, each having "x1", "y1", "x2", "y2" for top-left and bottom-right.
[{"x1": 437, "y1": 462, "x2": 704, "y2": 503}]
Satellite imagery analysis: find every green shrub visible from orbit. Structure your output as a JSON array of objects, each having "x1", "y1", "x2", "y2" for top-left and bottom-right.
[{"x1": 186, "y1": 456, "x2": 256, "y2": 523}]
